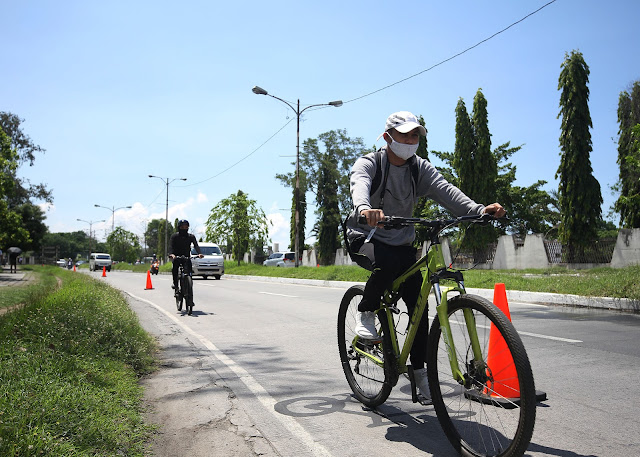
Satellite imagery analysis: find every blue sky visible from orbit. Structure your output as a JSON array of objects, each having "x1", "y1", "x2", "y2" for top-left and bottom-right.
[{"x1": 3, "y1": 0, "x2": 639, "y2": 249}]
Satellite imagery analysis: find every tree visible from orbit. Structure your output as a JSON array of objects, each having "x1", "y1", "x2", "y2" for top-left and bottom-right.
[
  {"x1": 144, "y1": 218, "x2": 174, "y2": 259},
  {"x1": 315, "y1": 153, "x2": 341, "y2": 265},
  {"x1": 556, "y1": 50, "x2": 603, "y2": 260},
  {"x1": 275, "y1": 169, "x2": 308, "y2": 251},
  {"x1": 0, "y1": 127, "x2": 30, "y2": 247},
  {"x1": 106, "y1": 227, "x2": 141, "y2": 263},
  {"x1": 453, "y1": 98, "x2": 475, "y2": 195},
  {"x1": 205, "y1": 190, "x2": 270, "y2": 265},
  {"x1": 614, "y1": 81, "x2": 640, "y2": 227},
  {"x1": 276, "y1": 129, "x2": 365, "y2": 252},
  {"x1": 0, "y1": 113, "x2": 51, "y2": 251}
]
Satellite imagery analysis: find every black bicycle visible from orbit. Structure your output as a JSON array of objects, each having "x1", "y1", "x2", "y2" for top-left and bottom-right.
[{"x1": 173, "y1": 255, "x2": 198, "y2": 315}]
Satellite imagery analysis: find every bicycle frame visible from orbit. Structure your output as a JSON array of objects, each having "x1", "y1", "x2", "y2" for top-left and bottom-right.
[{"x1": 352, "y1": 237, "x2": 484, "y2": 386}]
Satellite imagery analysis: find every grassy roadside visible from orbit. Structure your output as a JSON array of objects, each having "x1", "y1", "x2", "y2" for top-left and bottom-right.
[
  {"x1": 95, "y1": 259, "x2": 640, "y2": 299},
  {"x1": 0, "y1": 267, "x2": 156, "y2": 456},
  {"x1": 222, "y1": 262, "x2": 640, "y2": 301}
]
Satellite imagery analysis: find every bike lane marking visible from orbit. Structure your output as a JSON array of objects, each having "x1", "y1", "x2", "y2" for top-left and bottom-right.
[{"x1": 126, "y1": 291, "x2": 334, "y2": 457}]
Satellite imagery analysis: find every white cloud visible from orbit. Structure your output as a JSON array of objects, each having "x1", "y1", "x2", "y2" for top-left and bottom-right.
[{"x1": 266, "y1": 211, "x2": 289, "y2": 251}]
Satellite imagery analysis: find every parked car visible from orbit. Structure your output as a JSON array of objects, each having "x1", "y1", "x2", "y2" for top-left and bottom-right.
[
  {"x1": 191, "y1": 243, "x2": 224, "y2": 279},
  {"x1": 89, "y1": 252, "x2": 112, "y2": 272},
  {"x1": 56, "y1": 259, "x2": 66, "y2": 268},
  {"x1": 263, "y1": 252, "x2": 296, "y2": 267}
]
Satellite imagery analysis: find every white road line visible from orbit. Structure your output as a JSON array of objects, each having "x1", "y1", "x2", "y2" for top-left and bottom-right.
[
  {"x1": 125, "y1": 291, "x2": 334, "y2": 457},
  {"x1": 258, "y1": 291, "x2": 298, "y2": 298}
]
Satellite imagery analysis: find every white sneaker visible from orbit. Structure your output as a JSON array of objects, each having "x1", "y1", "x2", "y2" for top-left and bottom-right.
[
  {"x1": 414, "y1": 367, "x2": 431, "y2": 400},
  {"x1": 355, "y1": 311, "x2": 380, "y2": 340}
]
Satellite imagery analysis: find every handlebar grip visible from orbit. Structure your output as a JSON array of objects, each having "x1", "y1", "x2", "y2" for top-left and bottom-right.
[{"x1": 358, "y1": 215, "x2": 367, "y2": 224}]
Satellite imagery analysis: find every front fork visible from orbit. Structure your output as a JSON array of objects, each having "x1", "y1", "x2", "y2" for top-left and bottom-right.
[{"x1": 432, "y1": 282, "x2": 483, "y2": 385}]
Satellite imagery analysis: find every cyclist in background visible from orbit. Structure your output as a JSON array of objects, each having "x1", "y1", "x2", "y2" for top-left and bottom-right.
[
  {"x1": 346, "y1": 111, "x2": 505, "y2": 399},
  {"x1": 168, "y1": 219, "x2": 203, "y2": 295}
]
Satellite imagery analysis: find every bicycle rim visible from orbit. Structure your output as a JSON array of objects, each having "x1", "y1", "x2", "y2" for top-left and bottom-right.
[
  {"x1": 427, "y1": 294, "x2": 536, "y2": 457},
  {"x1": 337, "y1": 285, "x2": 393, "y2": 407}
]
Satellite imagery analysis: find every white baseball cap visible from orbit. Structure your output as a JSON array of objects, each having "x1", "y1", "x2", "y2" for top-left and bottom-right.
[{"x1": 377, "y1": 111, "x2": 427, "y2": 140}]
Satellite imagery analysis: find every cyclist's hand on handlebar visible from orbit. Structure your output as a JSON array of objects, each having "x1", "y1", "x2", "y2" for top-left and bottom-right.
[
  {"x1": 198, "y1": 254, "x2": 204, "y2": 258},
  {"x1": 483, "y1": 203, "x2": 506, "y2": 218},
  {"x1": 359, "y1": 209, "x2": 385, "y2": 227}
]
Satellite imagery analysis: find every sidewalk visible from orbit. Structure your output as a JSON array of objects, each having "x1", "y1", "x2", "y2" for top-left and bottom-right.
[{"x1": 0, "y1": 266, "x2": 33, "y2": 287}]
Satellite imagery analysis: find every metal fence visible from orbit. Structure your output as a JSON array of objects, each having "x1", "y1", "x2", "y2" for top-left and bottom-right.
[
  {"x1": 543, "y1": 238, "x2": 617, "y2": 264},
  {"x1": 448, "y1": 237, "x2": 617, "y2": 267},
  {"x1": 449, "y1": 242, "x2": 498, "y2": 268}
]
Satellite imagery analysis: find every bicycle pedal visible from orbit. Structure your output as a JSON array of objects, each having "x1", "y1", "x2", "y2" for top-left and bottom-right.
[{"x1": 417, "y1": 393, "x2": 432, "y2": 406}]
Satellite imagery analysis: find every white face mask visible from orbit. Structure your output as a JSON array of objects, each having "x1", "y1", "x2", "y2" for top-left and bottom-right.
[{"x1": 386, "y1": 133, "x2": 418, "y2": 160}]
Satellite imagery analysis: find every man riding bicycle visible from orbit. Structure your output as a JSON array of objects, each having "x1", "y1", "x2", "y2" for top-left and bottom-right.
[
  {"x1": 346, "y1": 111, "x2": 505, "y2": 399},
  {"x1": 168, "y1": 219, "x2": 203, "y2": 298}
]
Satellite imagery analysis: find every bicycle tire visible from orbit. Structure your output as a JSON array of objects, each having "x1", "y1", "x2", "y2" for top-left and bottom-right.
[
  {"x1": 175, "y1": 273, "x2": 184, "y2": 312},
  {"x1": 185, "y1": 276, "x2": 194, "y2": 315},
  {"x1": 426, "y1": 294, "x2": 536, "y2": 457},
  {"x1": 337, "y1": 285, "x2": 394, "y2": 407}
]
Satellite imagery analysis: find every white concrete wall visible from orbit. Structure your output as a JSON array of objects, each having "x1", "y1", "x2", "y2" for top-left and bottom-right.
[
  {"x1": 493, "y1": 234, "x2": 548, "y2": 270},
  {"x1": 301, "y1": 249, "x2": 317, "y2": 267},
  {"x1": 611, "y1": 228, "x2": 640, "y2": 268}
]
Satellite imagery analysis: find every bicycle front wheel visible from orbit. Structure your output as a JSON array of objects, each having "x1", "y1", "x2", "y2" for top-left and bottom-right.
[
  {"x1": 176, "y1": 275, "x2": 184, "y2": 312},
  {"x1": 184, "y1": 276, "x2": 194, "y2": 315},
  {"x1": 427, "y1": 294, "x2": 536, "y2": 457},
  {"x1": 337, "y1": 285, "x2": 394, "y2": 408}
]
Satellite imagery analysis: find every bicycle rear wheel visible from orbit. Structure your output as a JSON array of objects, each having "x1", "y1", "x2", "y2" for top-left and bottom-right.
[
  {"x1": 184, "y1": 276, "x2": 194, "y2": 315},
  {"x1": 426, "y1": 294, "x2": 536, "y2": 457},
  {"x1": 337, "y1": 285, "x2": 394, "y2": 408}
]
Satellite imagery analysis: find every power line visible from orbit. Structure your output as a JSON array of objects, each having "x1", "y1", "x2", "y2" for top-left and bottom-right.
[
  {"x1": 178, "y1": 1, "x2": 557, "y2": 185},
  {"x1": 179, "y1": 118, "x2": 294, "y2": 188},
  {"x1": 343, "y1": 0, "x2": 557, "y2": 105}
]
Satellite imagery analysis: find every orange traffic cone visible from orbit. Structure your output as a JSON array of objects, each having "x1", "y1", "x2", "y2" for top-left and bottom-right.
[
  {"x1": 73, "y1": 265, "x2": 76, "y2": 272},
  {"x1": 102, "y1": 266, "x2": 107, "y2": 277},
  {"x1": 485, "y1": 283, "x2": 519, "y2": 399},
  {"x1": 145, "y1": 270, "x2": 154, "y2": 290}
]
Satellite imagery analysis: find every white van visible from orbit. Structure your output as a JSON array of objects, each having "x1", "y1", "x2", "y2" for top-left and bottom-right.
[
  {"x1": 191, "y1": 242, "x2": 224, "y2": 279},
  {"x1": 89, "y1": 253, "x2": 112, "y2": 272}
]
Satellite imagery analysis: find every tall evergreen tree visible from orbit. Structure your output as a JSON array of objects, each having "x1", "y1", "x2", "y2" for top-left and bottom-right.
[
  {"x1": 556, "y1": 50, "x2": 602, "y2": 260},
  {"x1": 614, "y1": 81, "x2": 640, "y2": 228},
  {"x1": 453, "y1": 98, "x2": 475, "y2": 195},
  {"x1": 315, "y1": 153, "x2": 341, "y2": 265},
  {"x1": 471, "y1": 89, "x2": 497, "y2": 203}
]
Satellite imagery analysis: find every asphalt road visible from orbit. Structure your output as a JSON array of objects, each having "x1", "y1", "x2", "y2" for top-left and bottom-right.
[{"x1": 94, "y1": 270, "x2": 640, "y2": 457}]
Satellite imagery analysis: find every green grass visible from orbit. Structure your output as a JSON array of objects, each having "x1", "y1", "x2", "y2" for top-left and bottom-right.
[
  {"x1": 225, "y1": 261, "x2": 640, "y2": 300},
  {"x1": 0, "y1": 267, "x2": 157, "y2": 456}
]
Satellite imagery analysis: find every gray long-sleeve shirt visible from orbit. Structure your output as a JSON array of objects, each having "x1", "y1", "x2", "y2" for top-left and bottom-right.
[{"x1": 347, "y1": 147, "x2": 485, "y2": 246}]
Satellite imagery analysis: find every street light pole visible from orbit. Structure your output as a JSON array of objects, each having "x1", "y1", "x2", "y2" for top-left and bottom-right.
[
  {"x1": 94, "y1": 204, "x2": 132, "y2": 233},
  {"x1": 252, "y1": 86, "x2": 342, "y2": 267},
  {"x1": 148, "y1": 175, "x2": 187, "y2": 264},
  {"x1": 77, "y1": 218, "x2": 105, "y2": 257}
]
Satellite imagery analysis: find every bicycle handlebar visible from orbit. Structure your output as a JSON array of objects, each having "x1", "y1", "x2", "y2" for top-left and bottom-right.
[{"x1": 357, "y1": 213, "x2": 496, "y2": 230}]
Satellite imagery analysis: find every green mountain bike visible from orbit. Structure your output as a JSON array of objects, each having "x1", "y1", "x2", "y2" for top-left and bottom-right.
[{"x1": 338, "y1": 214, "x2": 536, "y2": 457}]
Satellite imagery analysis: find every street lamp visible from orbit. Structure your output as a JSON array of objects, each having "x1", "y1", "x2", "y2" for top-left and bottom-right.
[
  {"x1": 94, "y1": 204, "x2": 132, "y2": 233},
  {"x1": 252, "y1": 85, "x2": 342, "y2": 267},
  {"x1": 148, "y1": 175, "x2": 187, "y2": 264},
  {"x1": 77, "y1": 218, "x2": 105, "y2": 256}
]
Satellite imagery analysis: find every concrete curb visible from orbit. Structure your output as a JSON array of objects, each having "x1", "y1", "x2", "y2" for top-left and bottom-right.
[{"x1": 225, "y1": 274, "x2": 639, "y2": 313}]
